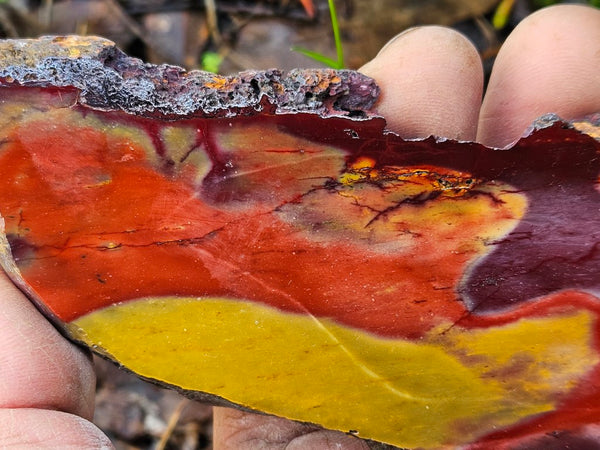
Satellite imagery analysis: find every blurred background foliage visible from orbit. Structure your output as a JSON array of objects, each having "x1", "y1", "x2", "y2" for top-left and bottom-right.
[{"x1": 0, "y1": 0, "x2": 596, "y2": 75}]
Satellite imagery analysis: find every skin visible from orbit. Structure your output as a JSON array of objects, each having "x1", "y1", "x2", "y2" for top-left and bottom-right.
[{"x1": 1, "y1": 4, "x2": 599, "y2": 448}]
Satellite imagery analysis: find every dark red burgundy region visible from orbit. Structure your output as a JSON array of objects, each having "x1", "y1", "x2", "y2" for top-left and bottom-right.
[
  {"x1": 0, "y1": 36, "x2": 596, "y2": 328},
  {"x1": 0, "y1": 35, "x2": 599, "y2": 450}
]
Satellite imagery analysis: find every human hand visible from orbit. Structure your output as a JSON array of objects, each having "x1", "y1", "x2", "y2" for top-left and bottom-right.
[
  {"x1": 0, "y1": 266, "x2": 112, "y2": 448},
  {"x1": 212, "y1": 4, "x2": 600, "y2": 449},
  {"x1": 1, "y1": 4, "x2": 599, "y2": 449}
]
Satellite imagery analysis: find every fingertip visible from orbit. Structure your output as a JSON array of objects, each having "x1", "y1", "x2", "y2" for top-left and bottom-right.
[
  {"x1": 213, "y1": 407, "x2": 370, "y2": 449},
  {"x1": 360, "y1": 26, "x2": 483, "y2": 140},
  {"x1": 0, "y1": 409, "x2": 114, "y2": 449},
  {"x1": 285, "y1": 430, "x2": 370, "y2": 450},
  {"x1": 479, "y1": 4, "x2": 600, "y2": 147},
  {"x1": 0, "y1": 270, "x2": 96, "y2": 420}
]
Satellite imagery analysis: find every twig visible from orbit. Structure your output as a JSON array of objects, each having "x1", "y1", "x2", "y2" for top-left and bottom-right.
[
  {"x1": 39, "y1": 0, "x2": 53, "y2": 28},
  {"x1": 204, "y1": 0, "x2": 222, "y2": 45},
  {"x1": 103, "y1": 0, "x2": 170, "y2": 62},
  {"x1": 155, "y1": 398, "x2": 189, "y2": 450}
]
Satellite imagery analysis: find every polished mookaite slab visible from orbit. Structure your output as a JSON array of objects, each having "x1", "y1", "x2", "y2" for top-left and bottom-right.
[{"x1": 0, "y1": 36, "x2": 598, "y2": 449}]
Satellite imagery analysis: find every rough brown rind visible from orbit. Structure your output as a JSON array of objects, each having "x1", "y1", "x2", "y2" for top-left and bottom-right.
[{"x1": 0, "y1": 35, "x2": 379, "y2": 119}]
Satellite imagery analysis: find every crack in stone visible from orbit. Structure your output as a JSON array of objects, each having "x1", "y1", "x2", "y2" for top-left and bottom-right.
[{"x1": 8, "y1": 226, "x2": 226, "y2": 262}]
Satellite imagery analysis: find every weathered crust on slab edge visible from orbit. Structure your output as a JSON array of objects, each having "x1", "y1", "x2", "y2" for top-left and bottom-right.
[{"x1": 0, "y1": 35, "x2": 380, "y2": 119}]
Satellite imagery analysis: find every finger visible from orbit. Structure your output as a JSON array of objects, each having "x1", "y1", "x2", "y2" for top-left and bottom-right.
[
  {"x1": 360, "y1": 26, "x2": 483, "y2": 140},
  {"x1": 213, "y1": 407, "x2": 369, "y2": 450},
  {"x1": 213, "y1": 28, "x2": 485, "y2": 449},
  {"x1": 478, "y1": 4, "x2": 600, "y2": 147},
  {"x1": 0, "y1": 271, "x2": 96, "y2": 420},
  {"x1": 0, "y1": 409, "x2": 113, "y2": 449}
]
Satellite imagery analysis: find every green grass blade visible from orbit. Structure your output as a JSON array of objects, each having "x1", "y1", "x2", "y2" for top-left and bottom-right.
[
  {"x1": 291, "y1": 0, "x2": 345, "y2": 69},
  {"x1": 292, "y1": 46, "x2": 342, "y2": 69},
  {"x1": 328, "y1": 0, "x2": 344, "y2": 68}
]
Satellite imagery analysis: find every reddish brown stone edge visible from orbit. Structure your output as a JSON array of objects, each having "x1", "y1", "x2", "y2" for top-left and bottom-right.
[{"x1": 0, "y1": 35, "x2": 380, "y2": 119}]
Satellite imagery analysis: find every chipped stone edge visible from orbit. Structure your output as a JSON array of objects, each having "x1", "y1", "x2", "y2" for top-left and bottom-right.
[{"x1": 0, "y1": 35, "x2": 380, "y2": 119}]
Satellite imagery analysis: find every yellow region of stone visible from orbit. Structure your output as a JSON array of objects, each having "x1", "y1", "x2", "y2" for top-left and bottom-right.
[
  {"x1": 161, "y1": 125, "x2": 212, "y2": 183},
  {"x1": 212, "y1": 122, "x2": 347, "y2": 210},
  {"x1": 276, "y1": 176, "x2": 528, "y2": 255},
  {"x1": 71, "y1": 297, "x2": 597, "y2": 449},
  {"x1": 572, "y1": 120, "x2": 600, "y2": 140}
]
